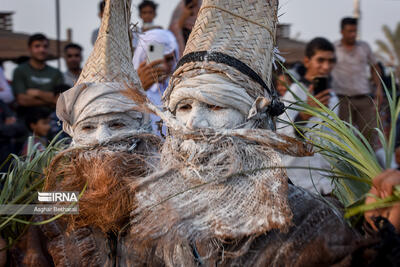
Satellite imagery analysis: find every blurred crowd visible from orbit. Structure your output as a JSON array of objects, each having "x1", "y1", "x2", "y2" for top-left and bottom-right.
[
  {"x1": 0, "y1": 0, "x2": 201, "y2": 170},
  {"x1": 0, "y1": 0, "x2": 399, "y2": 176},
  {"x1": 273, "y1": 17, "x2": 400, "y2": 190}
]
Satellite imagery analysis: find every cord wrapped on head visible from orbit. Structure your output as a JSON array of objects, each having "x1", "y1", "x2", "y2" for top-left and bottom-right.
[
  {"x1": 163, "y1": 0, "x2": 284, "y2": 126},
  {"x1": 173, "y1": 51, "x2": 285, "y2": 117}
]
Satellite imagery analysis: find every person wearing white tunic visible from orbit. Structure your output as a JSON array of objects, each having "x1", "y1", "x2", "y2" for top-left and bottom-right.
[
  {"x1": 133, "y1": 29, "x2": 178, "y2": 135},
  {"x1": 278, "y1": 37, "x2": 339, "y2": 194}
]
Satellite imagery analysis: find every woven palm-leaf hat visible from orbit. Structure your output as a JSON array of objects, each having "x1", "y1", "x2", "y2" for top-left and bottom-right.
[
  {"x1": 56, "y1": 0, "x2": 145, "y2": 136},
  {"x1": 77, "y1": 0, "x2": 139, "y2": 85},
  {"x1": 164, "y1": 0, "x2": 284, "y2": 117}
]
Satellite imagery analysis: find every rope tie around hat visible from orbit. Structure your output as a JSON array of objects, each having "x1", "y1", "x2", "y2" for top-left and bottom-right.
[
  {"x1": 175, "y1": 51, "x2": 285, "y2": 116},
  {"x1": 198, "y1": 5, "x2": 276, "y2": 45}
]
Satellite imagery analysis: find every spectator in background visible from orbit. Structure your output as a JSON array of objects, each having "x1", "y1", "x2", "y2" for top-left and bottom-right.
[
  {"x1": 169, "y1": 0, "x2": 201, "y2": 57},
  {"x1": 63, "y1": 43, "x2": 83, "y2": 87},
  {"x1": 138, "y1": 0, "x2": 160, "y2": 32},
  {"x1": 332, "y1": 17, "x2": 382, "y2": 148},
  {"x1": 21, "y1": 107, "x2": 51, "y2": 156},
  {"x1": 11, "y1": 33, "x2": 63, "y2": 119},
  {"x1": 49, "y1": 84, "x2": 70, "y2": 140},
  {"x1": 277, "y1": 37, "x2": 338, "y2": 194},
  {"x1": 0, "y1": 64, "x2": 15, "y2": 104},
  {"x1": 291, "y1": 61, "x2": 307, "y2": 80},
  {"x1": 14, "y1": 56, "x2": 30, "y2": 65},
  {"x1": 274, "y1": 69, "x2": 295, "y2": 97},
  {"x1": 0, "y1": 100, "x2": 25, "y2": 171},
  {"x1": 91, "y1": 1, "x2": 106, "y2": 45},
  {"x1": 281, "y1": 38, "x2": 337, "y2": 129},
  {"x1": 133, "y1": 29, "x2": 178, "y2": 135}
]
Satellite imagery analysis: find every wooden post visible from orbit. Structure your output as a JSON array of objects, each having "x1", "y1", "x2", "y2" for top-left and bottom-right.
[
  {"x1": 353, "y1": 0, "x2": 361, "y2": 39},
  {"x1": 55, "y1": 0, "x2": 61, "y2": 69},
  {"x1": 66, "y1": 28, "x2": 72, "y2": 42}
]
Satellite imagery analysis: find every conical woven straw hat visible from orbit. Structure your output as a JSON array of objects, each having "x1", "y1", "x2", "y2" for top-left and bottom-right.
[
  {"x1": 165, "y1": 0, "x2": 279, "y2": 108},
  {"x1": 76, "y1": 0, "x2": 140, "y2": 87},
  {"x1": 56, "y1": 0, "x2": 147, "y2": 137}
]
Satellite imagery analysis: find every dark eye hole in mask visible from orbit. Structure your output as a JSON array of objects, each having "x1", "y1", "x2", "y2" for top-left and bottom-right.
[
  {"x1": 177, "y1": 104, "x2": 192, "y2": 112},
  {"x1": 206, "y1": 104, "x2": 224, "y2": 111},
  {"x1": 109, "y1": 121, "x2": 126, "y2": 129}
]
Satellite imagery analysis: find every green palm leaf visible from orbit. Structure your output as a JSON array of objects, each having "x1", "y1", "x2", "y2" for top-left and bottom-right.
[
  {"x1": 0, "y1": 133, "x2": 68, "y2": 248},
  {"x1": 281, "y1": 64, "x2": 400, "y2": 219}
]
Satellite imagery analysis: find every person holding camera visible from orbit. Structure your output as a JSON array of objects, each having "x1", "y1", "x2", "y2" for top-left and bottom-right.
[
  {"x1": 279, "y1": 37, "x2": 337, "y2": 135},
  {"x1": 133, "y1": 29, "x2": 178, "y2": 135},
  {"x1": 277, "y1": 37, "x2": 338, "y2": 193}
]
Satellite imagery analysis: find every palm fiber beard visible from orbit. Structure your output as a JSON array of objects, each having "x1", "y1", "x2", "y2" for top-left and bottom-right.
[
  {"x1": 130, "y1": 134, "x2": 293, "y2": 262},
  {"x1": 45, "y1": 134, "x2": 160, "y2": 234}
]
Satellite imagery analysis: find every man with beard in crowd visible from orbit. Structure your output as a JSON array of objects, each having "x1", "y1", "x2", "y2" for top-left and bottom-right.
[
  {"x1": 125, "y1": 0, "x2": 364, "y2": 266},
  {"x1": 10, "y1": 0, "x2": 159, "y2": 265},
  {"x1": 63, "y1": 43, "x2": 83, "y2": 87}
]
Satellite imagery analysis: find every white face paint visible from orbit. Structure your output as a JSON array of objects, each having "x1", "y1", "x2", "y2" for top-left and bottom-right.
[
  {"x1": 73, "y1": 112, "x2": 143, "y2": 146},
  {"x1": 175, "y1": 98, "x2": 245, "y2": 130}
]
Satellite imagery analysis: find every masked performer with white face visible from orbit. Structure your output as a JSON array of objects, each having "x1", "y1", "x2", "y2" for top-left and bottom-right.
[
  {"x1": 127, "y1": 0, "x2": 360, "y2": 266},
  {"x1": 10, "y1": 1, "x2": 159, "y2": 266}
]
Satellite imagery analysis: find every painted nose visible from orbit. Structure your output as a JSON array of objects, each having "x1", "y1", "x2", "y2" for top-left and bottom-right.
[
  {"x1": 95, "y1": 125, "x2": 112, "y2": 144},
  {"x1": 186, "y1": 108, "x2": 209, "y2": 130}
]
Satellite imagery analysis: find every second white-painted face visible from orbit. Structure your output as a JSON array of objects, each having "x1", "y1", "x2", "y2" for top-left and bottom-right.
[
  {"x1": 73, "y1": 112, "x2": 143, "y2": 146},
  {"x1": 175, "y1": 99, "x2": 245, "y2": 130}
]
